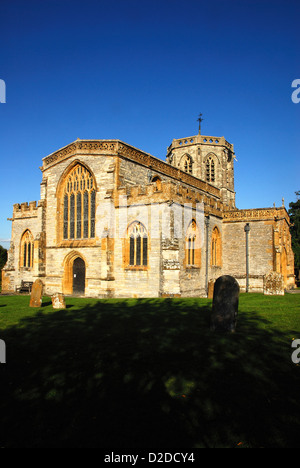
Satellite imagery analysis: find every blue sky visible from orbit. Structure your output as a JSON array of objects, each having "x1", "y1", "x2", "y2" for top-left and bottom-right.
[{"x1": 0, "y1": 0, "x2": 299, "y2": 249}]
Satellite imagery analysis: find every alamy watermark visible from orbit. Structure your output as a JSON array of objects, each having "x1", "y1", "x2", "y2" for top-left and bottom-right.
[
  {"x1": 291, "y1": 79, "x2": 300, "y2": 104},
  {"x1": 0, "y1": 79, "x2": 6, "y2": 103},
  {"x1": 0, "y1": 339, "x2": 6, "y2": 363},
  {"x1": 291, "y1": 339, "x2": 300, "y2": 364}
]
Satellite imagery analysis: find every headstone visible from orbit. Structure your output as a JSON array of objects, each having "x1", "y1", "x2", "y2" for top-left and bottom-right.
[
  {"x1": 264, "y1": 271, "x2": 284, "y2": 295},
  {"x1": 211, "y1": 275, "x2": 240, "y2": 332},
  {"x1": 207, "y1": 279, "x2": 215, "y2": 299},
  {"x1": 29, "y1": 279, "x2": 43, "y2": 307},
  {"x1": 51, "y1": 292, "x2": 66, "y2": 309}
]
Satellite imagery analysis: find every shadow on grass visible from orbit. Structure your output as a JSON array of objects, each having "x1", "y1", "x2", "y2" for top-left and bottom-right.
[{"x1": 0, "y1": 297, "x2": 299, "y2": 448}]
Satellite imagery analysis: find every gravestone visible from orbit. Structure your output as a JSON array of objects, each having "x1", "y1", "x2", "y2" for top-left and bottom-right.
[
  {"x1": 211, "y1": 275, "x2": 240, "y2": 332},
  {"x1": 51, "y1": 293, "x2": 66, "y2": 309},
  {"x1": 29, "y1": 279, "x2": 43, "y2": 307},
  {"x1": 207, "y1": 279, "x2": 215, "y2": 299},
  {"x1": 264, "y1": 271, "x2": 284, "y2": 295}
]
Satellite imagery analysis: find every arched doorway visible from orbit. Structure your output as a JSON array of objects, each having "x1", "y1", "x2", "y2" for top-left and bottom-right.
[
  {"x1": 73, "y1": 257, "x2": 86, "y2": 294},
  {"x1": 62, "y1": 252, "x2": 86, "y2": 296}
]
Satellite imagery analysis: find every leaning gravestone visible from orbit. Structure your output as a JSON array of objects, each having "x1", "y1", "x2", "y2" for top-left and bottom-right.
[
  {"x1": 29, "y1": 279, "x2": 43, "y2": 307},
  {"x1": 211, "y1": 275, "x2": 240, "y2": 332},
  {"x1": 51, "y1": 293, "x2": 66, "y2": 309},
  {"x1": 264, "y1": 271, "x2": 284, "y2": 296}
]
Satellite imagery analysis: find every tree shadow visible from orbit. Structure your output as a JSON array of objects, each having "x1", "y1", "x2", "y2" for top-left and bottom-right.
[{"x1": 0, "y1": 297, "x2": 299, "y2": 448}]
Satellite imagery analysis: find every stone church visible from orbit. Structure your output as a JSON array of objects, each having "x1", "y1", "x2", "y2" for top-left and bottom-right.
[{"x1": 1, "y1": 131, "x2": 295, "y2": 297}]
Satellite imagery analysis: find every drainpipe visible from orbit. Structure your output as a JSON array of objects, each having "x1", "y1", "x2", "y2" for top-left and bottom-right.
[
  {"x1": 205, "y1": 215, "x2": 210, "y2": 295},
  {"x1": 244, "y1": 223, "x2": 251, "y2": 292}
]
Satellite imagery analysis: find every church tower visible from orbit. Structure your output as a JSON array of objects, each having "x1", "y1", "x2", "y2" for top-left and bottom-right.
[{"x1": 166, "y1": 132, "x2": 236, "y2": 208}]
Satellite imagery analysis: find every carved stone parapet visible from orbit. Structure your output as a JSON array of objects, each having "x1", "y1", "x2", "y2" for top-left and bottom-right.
[
  {"x1": 163, "y1": 259, "x2": 180, "y2": 270},
  {"x1": 161, "y1": 238, "x2": 179, "y2": 250}
]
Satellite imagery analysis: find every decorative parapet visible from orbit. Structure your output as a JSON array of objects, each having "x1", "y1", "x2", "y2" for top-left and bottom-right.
[
  {"x1": 163, "y1": 259, "x2": 180, "y2": 270},
  {"x1": 223, "y1": 207, "x2": 290, "y2": 223},
  {"x1": 114, "y1": 181, "x2": 224, "y2": 218},
  {"x1": 8, "y1": 200, "x2": 45, "y2": 222},
  {"x1": 168, "y1": 134, "x2": 234, "y2": 152},
  {"x1": 42, "y1": 139, "x2": 220, "y2": 199}
]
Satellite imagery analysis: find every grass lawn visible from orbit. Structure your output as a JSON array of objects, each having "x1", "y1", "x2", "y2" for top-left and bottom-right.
[{"x1": 0, "y1": 293, "x2": 299, "y2": 448}]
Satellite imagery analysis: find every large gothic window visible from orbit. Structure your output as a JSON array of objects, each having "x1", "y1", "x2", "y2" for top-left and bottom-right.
[
  {"x1": 20, "y1": 230, "x2": 34, "y2": 268},
  {"x1": 126, "y1": 221, "x2": 148, "y2": 267},
  {"x1": 206, "y1": 157, "x2": 215, "y2": 183},
  {"x1": 185, "y1": 220, "x2": 201, "y2": 267},
  {"x1": 211, "y1": 226, "x2": 222, "y2": 266},
  {"x1": 62, "y1": 164, "x2": 96, "y2": 240}
]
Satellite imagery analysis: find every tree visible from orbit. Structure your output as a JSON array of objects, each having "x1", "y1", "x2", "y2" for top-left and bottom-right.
[
  {"x1": 0, "y1": 245, "x2": 7, "y2": 271},
  {"x1": 0, "y1": 246, "x2": 8, "y2": 288},
  {"x1": 289, "y1": 191, "x2": 300, "y2": 284}
]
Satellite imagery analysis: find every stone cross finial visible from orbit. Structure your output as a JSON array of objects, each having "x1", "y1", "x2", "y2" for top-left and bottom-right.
[{"x1": 197, "y1": 113, "x2": 204, "y2": 135}]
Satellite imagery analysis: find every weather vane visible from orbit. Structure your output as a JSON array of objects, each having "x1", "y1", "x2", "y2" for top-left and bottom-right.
[{"x1": 197, "y1": 113, "x2": 204, "y2": 135}]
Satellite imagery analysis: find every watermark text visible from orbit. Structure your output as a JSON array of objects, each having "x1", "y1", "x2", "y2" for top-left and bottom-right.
[
  {"x1": 291, "y1": 339, "x2": 300, "y2": 364},
  {"x1": 291, "y1": 79, "x2": 300, "y2": 104},
  {"x1": 0, "y1": 339, "x2": 6, "y2": 363},
  {"x1": 0, "y1": 79, "x2": 6, "y2": 103}
]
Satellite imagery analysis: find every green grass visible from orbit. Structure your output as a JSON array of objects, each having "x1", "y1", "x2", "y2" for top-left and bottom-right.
[{"x1": 0, "y1": 293, "x2": 299, "y2": 448}]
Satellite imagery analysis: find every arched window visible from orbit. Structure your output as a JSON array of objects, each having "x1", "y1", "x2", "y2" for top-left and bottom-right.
[
  {"x1": 127, "y1": 222, "x2": 148, "y2": 267},
  {"x1": 185, "y1": 220, "x2": 201, "y2": 267},
  {"x1": 152, "y1": 176, "x2": 162, "y2": 191},
  {"x1": 20, "y1": 230, "x2": 34, "y2": 268},
  {"x1": 62, "y1": 164, "x2": 96, "y2": 240},
  {"x1": 183, "y1": 155, "x2": 193, "y2": 174},
  {"x1": 211, "y1": 226, "x2": 222, "y2": 266},
  {"x1": 206, "y1": 157, "x2": 215, "y2": 183}
]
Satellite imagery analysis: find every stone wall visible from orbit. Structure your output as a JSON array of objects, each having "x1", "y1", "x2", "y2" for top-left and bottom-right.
[{"x1": 2, "y1": 138, "x2": 296, "y2": 297}]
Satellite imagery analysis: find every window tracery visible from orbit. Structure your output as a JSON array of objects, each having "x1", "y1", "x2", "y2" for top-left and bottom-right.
[
  {"x1": 185, "y1": 219, "x2": 201, "y2": 267},
  {"x1": 127, "y1": 222, "x2": 148, "y2": 267},
  {"x1": 20, "y1": 230, "x2": 34, "y2": 268},
  {"x1": 62, "y1": 164, "x2": 96, "y2": 240},
  {"x1": 206, "y1": 157, "x2": 215, "y2": 183}
]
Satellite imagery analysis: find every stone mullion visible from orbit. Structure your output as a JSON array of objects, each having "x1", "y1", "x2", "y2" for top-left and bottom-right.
[
  {"x1": 88, "y1": 190, "x2": 91, "y2": 239},
  {"x1": 80, "y1": 190, "x2": 84, "y2": 239},
  {"x1": 134, "y1": 235, "x2": 137, "y2": 266}
]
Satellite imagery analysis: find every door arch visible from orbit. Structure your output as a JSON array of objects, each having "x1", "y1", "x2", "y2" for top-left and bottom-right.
[{"x1": 62, "y1": 251, "x2": 86, "y2": 295}]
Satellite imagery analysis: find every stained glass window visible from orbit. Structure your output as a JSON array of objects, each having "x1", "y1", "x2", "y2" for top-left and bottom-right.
[
  {"x1": 62, "y1": 164, "x2": 96, "y2": 240},
  {"x1": 83, "y1": 191, "x2": 89, "y2": 238},
  {"x1": 63, "y1": 194, "x2": 68, "y2": 239},
  {"x1": 70, "y1": 193, "x2": 75, "y2": 238}
]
